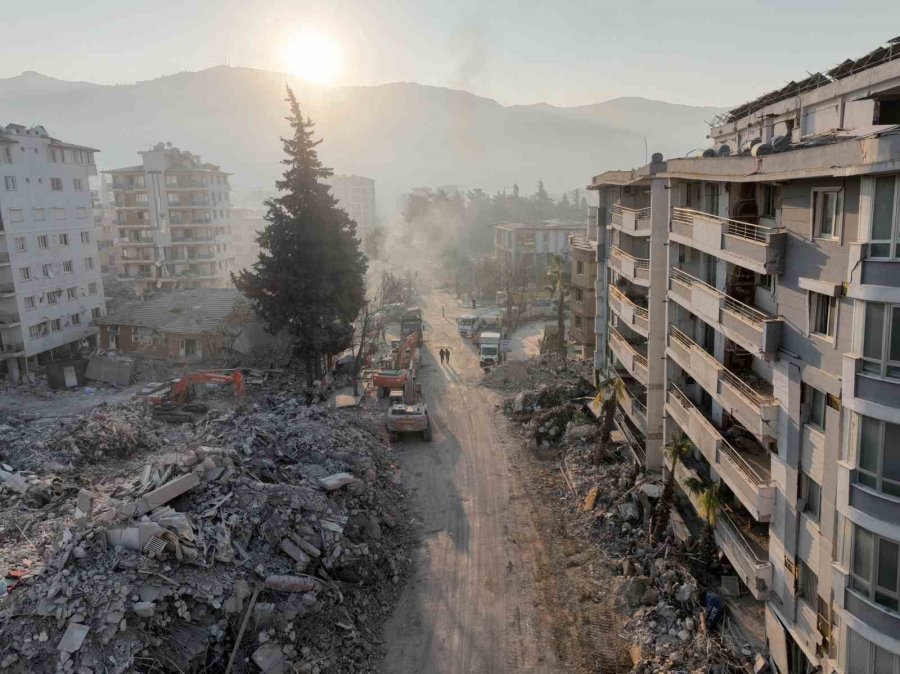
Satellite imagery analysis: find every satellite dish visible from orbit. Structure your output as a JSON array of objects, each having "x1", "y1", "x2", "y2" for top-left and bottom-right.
[
  {"x1": 702, "y1": 148, "x2": 718, "y2": 158},
  {"x1": 717, "y1": 144, "x2": 732, "y2": 157},
  {"x1": 771, "y1": 135, "x2": 791, "y2": 152},
  {"x1": 752, "y1": 143, "x2": 773, "y2": 156},
  {"x1": 651, "y1": 152, "x2": 664, "y2": 163}
]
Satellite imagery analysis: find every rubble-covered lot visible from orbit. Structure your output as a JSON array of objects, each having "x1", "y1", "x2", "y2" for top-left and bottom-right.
[
  {"x1": 0, "y1": 384, "x2": 412, "y2": 673},
  {"x1": 494, "y1": 357, "x2": 765, "y2": 673}
]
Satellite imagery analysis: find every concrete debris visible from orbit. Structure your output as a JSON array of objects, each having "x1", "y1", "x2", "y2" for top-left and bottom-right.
[{"x1": 0, "y1": 380, "x2": 412, "y2": 673}]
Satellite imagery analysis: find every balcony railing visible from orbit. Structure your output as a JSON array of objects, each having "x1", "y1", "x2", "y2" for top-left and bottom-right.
[
  {"x1": 609, "y1": 285, "x2": 649, "y2": 336},
  {"x1": 0, "y1": 252, "x2": 9, "y2": 264},
  {"x1": 611, "y1": 205, "x2": 652, "y2": 235},
  {"x1": 666, "y1": 384, "x2": 775, "y2": 521},
  {"x1": 668, "y1": 268, "x2": 782, "y2": 356},
  {"x1": 609, "y1": 325, "x2": 648, "y2": 385},
  {"x1": 0, "y1": 283, "x2": 15, "y2": 294},
  {"x1": 172, "y1": 236, "x2": 215, "y2": 243},
  {"x1": 670, "y1": 208, "x2": 785, "y2": 274},
  {"x1": 570, "y1": 234, "x2": 596, "y2": 253},
  {"x1": 0, "y1": 312, "x2": 21, "y2": 325},
  {"x1": 609, "y1": 246, "x2": 650, "y2": 286},
  {"x1": 614, "y1": 375, "x2": 647, "y2": 434}
]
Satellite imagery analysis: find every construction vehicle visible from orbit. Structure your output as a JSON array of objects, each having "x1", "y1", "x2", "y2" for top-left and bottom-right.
[
  {"x1": 372, "y1": 331, "x2": 419, "y2": 396},
  {"x1": 385, "y1": 366, "x2": 431, "y2": 442},
  {"x1": 400, "y1": 307, "x2": 424, "y2": 345},
  {"x1": 143, "y1": 369, "x2": 245, "y2": 422},
  {"x1": 456, "y1": 314, "x2": 482, "y2": 339},
  {"x1": 479, "y1": 331, "x2": 502, "y2": 368}
]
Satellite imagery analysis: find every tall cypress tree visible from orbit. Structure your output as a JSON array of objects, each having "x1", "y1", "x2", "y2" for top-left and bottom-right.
[{"x1": 234, "y1": 87, "x2": 367, "y2": 385}]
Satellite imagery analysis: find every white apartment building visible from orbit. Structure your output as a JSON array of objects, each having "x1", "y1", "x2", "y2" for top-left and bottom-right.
[
  {"x1": 106, "y1": 143, "x2": 235, "y2": 296},
  {"x1": 0, "y1": 124, "x2": 106, "y2": 382},
  {"x1": 589, "y1": 39, "x2": 900, "y2": 674},
  {"x1": 328, "y1": 175, "x2": 375, "y2": 234},
  {"x1": 229, "y1": 207, "x2": 266, "y2": 274}
]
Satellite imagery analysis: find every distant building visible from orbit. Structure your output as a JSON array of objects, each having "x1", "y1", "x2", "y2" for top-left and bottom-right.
[
  {"x1": 94, "y1": 287, "x2": 283, "y2": 362},
  {"x1": 230, "y1": 207, "x2": 266, "y2": 273},
  {"x1": 105, "y1": 143, "x2": 236, "y2": 296},
  {"x1": 328, "y1": 175, "x2": 375, "y2": 233},
  {"x1": 0, "y1": 123, "x2": 107, "y2": 383},
  {"x1": 493, "y1": 221, "x2": 584, "y2": 284},
  {"x1": 91, "y1": 175, "x2": 118, "y2": 279},
  {"x1": 568, "y1": 213, "x2": 599, "y2": 357}
]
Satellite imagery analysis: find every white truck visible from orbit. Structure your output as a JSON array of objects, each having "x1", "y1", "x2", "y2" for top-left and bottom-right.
[
  {"x1": 457, "y1": 314, "x2": 481, "y2": 339},
  {"x1": 479, "y1": 331, "x2": 502, "y2": 368}
]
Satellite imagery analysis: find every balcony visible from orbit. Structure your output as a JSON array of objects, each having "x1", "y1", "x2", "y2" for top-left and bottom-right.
[
  {"x1": 0, "y1": 252, "x2": 9, "y2": 266},
  {"x1": 611, "y1": 205, "x2": 651, "y2": 236},
  {"x1": 608, "y1": 285, "x2": 649, "y2": 337},
  {"x1": 0, "y1": 283, "x2": 15, "y2": 297},
  {"x1": 668, "y1": 268, "x2": 782, "y2": 357},
  {"x1": 171, "y1": 236, "x2": 215, "y2": 243},
  {"x1": 0, "y1": 342, "x2": 25, "y2": 358},
  {"x1": 670, "y1": 208, "x2": 785, "y2": 274},
  {"x1": 0, "y1": 312, "x2": 21, "y2": 327},
  {"x1": 570, "y1": 235, "x2": 596, "y2": 254},
  {"x1": 609, "y1": 246, "x2": 650, "y2": 287},
  {"x1": 666, "y1": 385, "x2": 776, "y2": 522},
  {"x1": 667, "y1": 326, "x2": 778, "y2": 445},
  {"x1": 674, "y1": 461, "x2": 773, "y2": 599},
  {"x1": 609, "y1": 325, "x2": 648, "y2": 386},
  {"x1": 614, "y1": 375, "x2": 647, "y2": 436}
]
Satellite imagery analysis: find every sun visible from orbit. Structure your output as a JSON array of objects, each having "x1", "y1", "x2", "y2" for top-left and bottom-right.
[{"x1": 283, "y1": 34, "x2": 342, "y2": 84}]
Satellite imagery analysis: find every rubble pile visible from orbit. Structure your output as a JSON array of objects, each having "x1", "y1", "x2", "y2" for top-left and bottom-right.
[
  {"x1": 0, "y1": 401, "x2": 411, "y2": 673},
  {"x1": 483, "y1": 354, "x2": 592, "y2": 391},
  {"x1": 499, "y1": 358, "x2": 760, "y2": 673}
]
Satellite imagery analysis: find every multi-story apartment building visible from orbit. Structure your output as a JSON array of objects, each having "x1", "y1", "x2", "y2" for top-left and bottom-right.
[
  {"x1": 91, "y1": 175, "x2": 117, "y2": 279},
  {"x1": 229, "y1": 207, "x2": 266, "y2": 274},
  {"x1": 569, "y1": 216, "x2": 600, "y2": 357},
  {"x1": 494, "y1": 221, "x2": 584, "y2": 286},
  {"x1": 0, "y1": 123, "x2": 106, "y2": 383},
  {"x1": 106, "y1": 144, "x2": 235, "y2": 296},
  {"x1": 588, "y1": 40, "x2": 900, "y2": 674},
  {"x1": 328, "y1": 175, "x2": 375, "y2": 234}
]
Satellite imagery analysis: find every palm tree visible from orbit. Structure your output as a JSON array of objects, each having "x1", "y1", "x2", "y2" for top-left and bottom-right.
[
  {"x1": 546, "y1": 255, "x2": 568, "y2": 360},
  {"x1": 650, "y1": 433, "x2": 692, "y2": 544},
  {"x1": 593, "y1": 377, "x2": 617, "y2": 464},
  {"x1": 684, "y1": 477, "x2": 724, "y2": 570}
]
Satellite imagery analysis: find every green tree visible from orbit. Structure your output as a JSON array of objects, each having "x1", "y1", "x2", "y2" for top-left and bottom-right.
[
  {"x1": 650, "y1": 433, "x2": 692, "y2": 544},
  {"x1": 234, "y1": 88, "x2": 367, "y2": 386},
  {"x1": 684, "y1": 477, "x2": 723, "y2": 570}
]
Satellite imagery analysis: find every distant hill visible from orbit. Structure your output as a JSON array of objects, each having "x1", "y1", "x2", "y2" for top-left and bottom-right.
[{"x1": 0, "y1": 68, "x2": 725, "y2": 216}]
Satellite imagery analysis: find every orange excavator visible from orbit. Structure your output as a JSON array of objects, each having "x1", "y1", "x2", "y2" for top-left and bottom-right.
[
  {"x1": 146, "y1": 369, "x2": 245, "y2": 421},
  {"x1": 372, "y1": 331, "x2": 419, "y2": 397}
]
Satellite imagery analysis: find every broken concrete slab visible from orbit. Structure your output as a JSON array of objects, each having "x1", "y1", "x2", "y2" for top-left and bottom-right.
[
  {"x1": 264, "y1": 575, "x2": 319, "y2": 593},
  {"x1": 279, "y1": 539, "x2": 311, "y2": 568},
  {"x1": 251, "y1": 642, "x2": 286, "y2": 674},
  {"x1": 57, "y1": 622, "x2": 89, "y2": 654},
  {"x1": 318, "y1": 472, "x2": 358, "y2": 491},
  {"x1": 113, "y1": 472, "x2": 200, "y2": 520}
]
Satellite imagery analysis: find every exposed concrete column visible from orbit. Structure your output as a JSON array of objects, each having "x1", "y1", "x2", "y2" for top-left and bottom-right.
[
  {"x1": 7, "y1": 357, "x2": 21, "y2": 385},
  {"x1": 645, "y1": 176, "x2": 669, "y2": 471},
  {"x1": 711, "y1": 258, "x2": 728, "y2": 428}
]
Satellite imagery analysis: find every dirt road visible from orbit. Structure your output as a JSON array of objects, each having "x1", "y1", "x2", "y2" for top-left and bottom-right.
[{"x1": 381, "y1": 291, "x2": 560, "y2": 673}]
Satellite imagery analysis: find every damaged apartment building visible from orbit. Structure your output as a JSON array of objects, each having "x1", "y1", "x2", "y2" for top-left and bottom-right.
[
  {"x1": 0, "y1": 124, "x2": 107, "y2": 383},
  {"x1": 106, "y1": 144, "x2": 236, "y2": 296},
  {"x1": 580, "y1": 38, "x2": 900, "y2": 674}
]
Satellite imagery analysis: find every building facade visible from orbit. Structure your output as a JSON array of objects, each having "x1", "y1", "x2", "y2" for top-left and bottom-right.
[
  {"x1": 569, "y1": 214, "x2": 600, "y2": 356},
  {"x1": 105, "y1": 144, "x2": 235, "y2": 296},
  {"x1": 0, "y1": 124, "x2": 106, "y2": 382},
  {"x1": 328, "y1": 175, "x2": 375, "y2": 234},
  {"x1": 229, "y1": 207, "x2": 265, "y2": 274},
  {"x1": 494, "y1": 221, "x2": 584, "y2": 287},
  {"x1": 587, "y1": 40, "x2": 900, "y2": 674}
]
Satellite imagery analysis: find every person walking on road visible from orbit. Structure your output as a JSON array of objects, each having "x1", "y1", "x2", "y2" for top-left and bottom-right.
[
  {"x1": 438, "y1": 348, "x2": 445, "y2": 364},
  {"x1": 445, "y1": 348, "x2": 451, "y2": 365}
]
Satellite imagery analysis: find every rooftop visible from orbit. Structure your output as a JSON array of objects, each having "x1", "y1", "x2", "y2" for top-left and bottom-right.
[
  {"x1": 495, "y1": 220, "x2": 583, "y2": 231},
  {"x1": 0, "y1": 123, "x2": 100, "y2": 152},
  {"x1": 95, "y1": 288, "x2": 252, "y2": 335}
]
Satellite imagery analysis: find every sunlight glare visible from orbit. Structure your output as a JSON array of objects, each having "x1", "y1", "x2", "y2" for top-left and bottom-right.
[{"x1": 283, "y1": 34, "x2": 342, "y2": 85}]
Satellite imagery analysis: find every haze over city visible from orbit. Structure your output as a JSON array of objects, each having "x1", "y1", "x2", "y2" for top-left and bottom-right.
[{"x1": 1, "y1": 4, "x2": 900, "y2": 674}]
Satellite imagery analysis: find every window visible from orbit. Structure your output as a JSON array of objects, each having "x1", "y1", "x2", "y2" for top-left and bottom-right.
[
  {"x1": 800, "y1": 472, "x2": 822, "y2": 521},
  {"x1": 802, "y1": 383, "x2": 827, "y2": 430},
  {"x1": 574, "y1": 287, "x2": 584, "y2": 302},
  {"x1": 812, "y1": 188, "x2": 842, "y2": 239},
  {"x1": 18, "y1": 267, "x2": 30, "y2": 281},
  {"x1": 63, "y1": 260, "x2": 73, "y2": 273},
  {"x1": 685, "y1": 182, "x2": 702, "y2": 209},
  {"x1": 574, "y1": 314, "x2": 583, "y2": 329},
  {"x1": 71, "y1": 313, "x2": 81, "y2": 326},
  {"x1": 53, "y1": 208, "x2": 66, "y2": 220},
  {"x1": 29, "y1": 323, "x2": 46, "y2": 339},
  {"x1": 50, "y1": 178, "x2": 63, "y2": 191},
  {"x1": 762, "y1": 185, "x2": 777, "y2": 218},
  {"x1": 809, "y1": 291, "x2": 837, "y2": 338},
  {"x1": 4, "y1": 176, "x2": 16, "y2": 191},
  {"x1": 13, "y1": 237, "x2": 26, "y2": 252},
  {"x1": 756, "y1": 273, "x2": 774, "y2": 291},
  {"x1": 37, "y1": 235, "x2": 48, "y2": 250},
  {"x1": 1, "y1": 145, "x2": 11, "y2": 163},
  {"x1": 81, "y1": 231, "x2": 90, "y2": 244},
  {"x1": 851, "y1": 524, "x2": 900, "y2": 612},
  {"x1": 9, "y1": 209, "x2": 23, "y2": 222},
  {"x1": 73, "y1": 178, "x2": 83, "y2": 192},
  {"x1": 58, "y1": 233, "x2": 69, "y2": 246},
  {"x1": 704, "y1": 183, "x2": 720, "y2": 216},
  {"x1": 46, "y1": 292, "x2": 58, "y2": 304},
  {"x1": 50, "y1": 318, "x2": 61, "y2": 332},
  {"x1": 77, "y1": 207, "x2": 87, "y2": 219},
  {"x1": 862, "y1": 302, "x2": 900, "y2": 378},
  {"x1": 48, "y1": 148, "x2": 60, "y2": 163},
  {"x1": 88, "y1": 282, "x2": 97, "y2": 296},
  {"x1": 91, "y1": 307, "x2": 102, "y2": 320},
  {"x1": 848, "y1": 628, "x2": 900, "y2": 674},
  {"x1": 576, "y1": 260, "x2": 584, "y2": 275},
  {"x1": 67, "y1": 287, "x2": 77, "y2": 300},
  {"x1": 84, "y1": 257, "x2": 94, "y2": 270},
  {"x1": 33, "y1": 208, "x2": 45, "y2": 221},
  {"x1": 857, "y1": 415, "x2": 900, "y2": 497},
  {"x1": 41, "y1": 263, "x2": 53, "y2": 278},
  {"x1": 797, "y1": 559, "x2": 818, "y2": 605},
  {"x1": 23, "y1": 296, "x2": 35, "y2": 311},
  {"x1": 868, "y1": 175, "x2": 899, "y2": 258},
  {"x1": 136, "y1": 193, "x2": 149, "y2": 205}
]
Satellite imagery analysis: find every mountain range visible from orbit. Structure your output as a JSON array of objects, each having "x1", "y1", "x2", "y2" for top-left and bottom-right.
[{"x1": 0, "y1": 68, "x2": 725, "y2": 216}]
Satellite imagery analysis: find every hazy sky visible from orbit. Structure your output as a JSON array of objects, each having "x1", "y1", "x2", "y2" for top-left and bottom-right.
[{"x1": 3, "y1": 0, "x2": 899, "y2": 107}]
